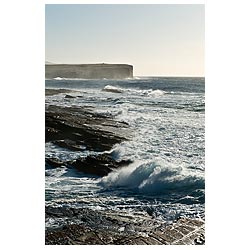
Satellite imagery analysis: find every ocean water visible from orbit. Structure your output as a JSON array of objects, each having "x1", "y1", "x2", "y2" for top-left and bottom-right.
[{"x1": 45, "y1": 77, "x2": 205, "y2": 227}]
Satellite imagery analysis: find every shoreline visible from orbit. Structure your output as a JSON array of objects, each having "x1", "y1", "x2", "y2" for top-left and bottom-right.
[
  {"x1": 45, "y1": 87, "x2": 205, "y2": 245},
  {"x1": 45, "y1": 206, "x2": 205, "y2": 245}
]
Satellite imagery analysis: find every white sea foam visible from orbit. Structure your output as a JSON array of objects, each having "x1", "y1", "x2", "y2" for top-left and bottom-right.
[
  {"x1": 147, "y1": 89, "x2": 166, "y2": 96},
  {"x1": 53, "y1": 77, "x2": 64, "y2": 80},
  {"x1": 102, "y1": 85, "x2": 124, "y2": 93},
  {"x1": 100, "y1": 160, "x2": 204, "y2": 194},
  {"x1": 102, "y1": 85, "x2": 168, "y2": 97}
]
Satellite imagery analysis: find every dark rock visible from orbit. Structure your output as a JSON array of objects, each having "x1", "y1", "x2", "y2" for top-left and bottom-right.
[
  {"x1": 46, "y1": 207, "x2": 65, "y2": 217},
  {"x1": 145, "y1": 206, "x2": 154, "y2": 217},
  {"x1": 45, "y1": 206, "x2": 205, "y2": 245},
  {"x1": 65, "y1": 94, "x2": 75, "y2": 98},
  {"x1": 53, "y1": 139, "x2": 85, "y2": 151},
  {"x1": 45, "y1": 88, "x2": 77, "y2": 96},
  {"x1": 69, "y1": 154, "x2": 132, "y2": 177},
  {"x1": 45, "y1": 153, "x2": 132, "y2": 177},
  {"x1": 45, "y1": 157, "x2": 65, "y2": 168},
  {"x1": 45, "y1": 105, "x2": 129, "y2": 152},
  {"x1": 46, "y1": 224, "x2": 91, "y2": 245}
]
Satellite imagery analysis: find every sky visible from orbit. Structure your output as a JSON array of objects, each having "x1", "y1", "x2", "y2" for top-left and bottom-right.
[{"x1": 45, "y1": 4, "x2": 204, "y2": 76}]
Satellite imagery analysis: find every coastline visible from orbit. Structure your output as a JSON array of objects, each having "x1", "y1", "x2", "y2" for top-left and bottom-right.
[
  {"x1": 45, "y1": 87, "x2": 205, "y2": 245},
  {"x1": 45, "y1": 206, "x2": 205, "y2": 245}
]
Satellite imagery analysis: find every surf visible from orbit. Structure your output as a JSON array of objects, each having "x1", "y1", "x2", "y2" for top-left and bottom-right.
[{"x1": 100, "y1": 159, "x2": 204, "y2": 195}]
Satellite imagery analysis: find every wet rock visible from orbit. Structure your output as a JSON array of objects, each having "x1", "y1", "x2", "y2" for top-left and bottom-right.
[
  {"x1": 45, "y1": 88, "x2": 78, "y2": 96},
  {"x1": 65, "y1": 94, "x2": 75, "y2": 98},
  {"x1": 145, "y1": 206, "x2": 155, "y2": 217},
  {"x1": 53, "y1": 139, "x2": 86, "y2": 151},
  {"x1": 46, "y1": 105, "x2": 129, "y2": 152},
  {"x1": 46, "y1": 207, "x2": 65, "y2": 217},
  {"x1": 45, "y1": 206, "x2": 205, "y2": 245},
  {"x1": 69, "y1": 154, "x2": 132, "y2": 177},
  {"x1": 45, "y1": 152, "x2": 131, "y2": 177},
  {"x1": 45, "y1": 157, "x2": 65, "y2": 168}
]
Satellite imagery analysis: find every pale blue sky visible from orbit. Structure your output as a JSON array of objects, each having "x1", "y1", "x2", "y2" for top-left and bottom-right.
[{"x1": 45, "y1": 4, "x2": 204, "y2": 76}]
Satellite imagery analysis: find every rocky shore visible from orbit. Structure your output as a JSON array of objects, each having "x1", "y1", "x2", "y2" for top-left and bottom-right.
[
  {"x1": 46, "y1": 89, "x2": 131, "y2": 176},
  {"x1": 45, "y1": 206, "x2": 205, "y2": 245},
  {"x1": 45, "y1": 88, "x2": 205, "y2": 245}
]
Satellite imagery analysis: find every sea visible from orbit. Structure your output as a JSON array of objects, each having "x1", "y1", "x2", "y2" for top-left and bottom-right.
[{"x1": 45, "y1": 77, "x2": 205, "y2": 228}]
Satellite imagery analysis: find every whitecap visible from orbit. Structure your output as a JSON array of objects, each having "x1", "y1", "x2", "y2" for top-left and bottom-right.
[
  {"x1": 148, "y1": 89, "x2": 166, "y2": 96},
  {"x1": 53, "y1": 77, "x2": 64, "y2": 80},
  {"x1": 100, "y1": 160, "x2": 204, "y2": 194},
  {"x1": 102, "y1": 85, "x2": 124, "y2": 93}
]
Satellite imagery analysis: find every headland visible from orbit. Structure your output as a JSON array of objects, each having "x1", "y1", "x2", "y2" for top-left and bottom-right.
[{"x1": 45, "y1": 63, "x2": 133, "y2": 79}]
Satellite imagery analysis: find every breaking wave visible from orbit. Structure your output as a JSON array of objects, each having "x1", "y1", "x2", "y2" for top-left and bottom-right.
[
  {"x1": 102, "y1": 85, "x2": 124, "y2": 93},
  {"x1": 53, "y1": 77, "x2": 64, "y2": 80},
  {"x1": 100, "y1": 160, "x2": 204, "y2": 194},
  {"x1": 147, "y1": 89, "x2": 166, "y2": 96},
  {"x1": 102, "y1": 85, "x2": 167, "y2": 96}
]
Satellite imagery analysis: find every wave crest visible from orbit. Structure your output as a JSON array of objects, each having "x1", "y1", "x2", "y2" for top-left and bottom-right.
[
  {"x1": 102, "y1": 85, "x2": 167, "y2": 96},
  {"x1": 148, "y1": 89, "x2": 166, "y2": 96},
  {"x1": 100, "y1": 160, "x2": 204, "y2": 194},
  {"x1": 102, "y1": 85, "x2": 124, "y2": 93},
  {"x1": 53, "y1": 77, "x2": 64, "y2": 80}
]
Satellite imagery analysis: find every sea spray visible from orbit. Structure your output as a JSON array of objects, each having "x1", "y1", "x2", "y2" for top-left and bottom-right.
[{"x1": 100, "y1": 159, "x2": 204, "y2": 194}]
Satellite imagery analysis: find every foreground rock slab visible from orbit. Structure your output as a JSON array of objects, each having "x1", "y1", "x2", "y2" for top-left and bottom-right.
[
  {"x1": 45, "y1": 207, "x2": 204, "y2": 245},
  {"x1": 46, "y1": 213, "x2": 204, "y2": 245}
]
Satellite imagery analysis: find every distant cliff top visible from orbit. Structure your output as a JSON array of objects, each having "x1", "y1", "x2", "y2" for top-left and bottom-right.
[
  {"x1": 46, "y1": 63, "x2": 133, "y2": 67},
  {"x1": 45, "y1": 61, "x2": 54, "y2": 65}
]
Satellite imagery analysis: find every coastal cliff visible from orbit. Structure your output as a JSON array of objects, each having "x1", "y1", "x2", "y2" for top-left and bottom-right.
[{"x1": 45, "y1": 63, "x2": 133, "y2": 79}]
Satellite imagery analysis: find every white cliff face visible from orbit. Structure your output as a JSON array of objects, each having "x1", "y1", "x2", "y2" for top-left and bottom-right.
[{"x1": 45, "y1": 63, "x2": 133, "y2": 79}]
